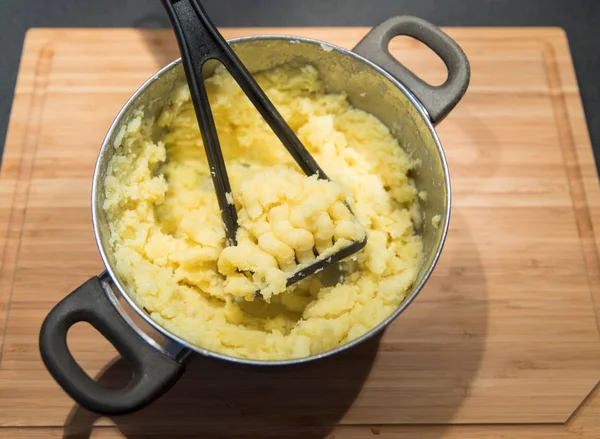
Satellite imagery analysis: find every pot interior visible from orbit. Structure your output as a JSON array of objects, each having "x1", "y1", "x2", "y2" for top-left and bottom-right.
[{"x1": 93, "y1": 36, "x2": 449, "y2": 357}]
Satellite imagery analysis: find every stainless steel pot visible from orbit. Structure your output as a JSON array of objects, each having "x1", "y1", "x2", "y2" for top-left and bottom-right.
[{"x1": 39, "y1": 16, "x2": 469, "y2": 416}]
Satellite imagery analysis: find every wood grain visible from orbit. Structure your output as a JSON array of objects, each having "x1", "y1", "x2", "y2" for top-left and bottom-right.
[{"x1": 0, "y1": 27, "x2": 599, "y2": 438}]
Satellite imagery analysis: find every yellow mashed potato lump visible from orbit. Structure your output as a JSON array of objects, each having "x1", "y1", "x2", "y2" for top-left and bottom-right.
[
  {"x1": 219, "y1": 167, "x2": 366, "y2": 301},
  {"x1": 103, "y1": 64, "x2": 423, "y2": 360}
]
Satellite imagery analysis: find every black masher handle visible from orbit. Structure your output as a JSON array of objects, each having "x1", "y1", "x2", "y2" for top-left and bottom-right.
[{"x1": 161, "y1": 0, "x2": 330, "y2": 245}]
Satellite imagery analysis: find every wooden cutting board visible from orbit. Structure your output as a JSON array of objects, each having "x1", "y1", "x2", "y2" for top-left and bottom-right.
[{"x1": 1, "y1": 27, "x2": 599, "y2": 438}]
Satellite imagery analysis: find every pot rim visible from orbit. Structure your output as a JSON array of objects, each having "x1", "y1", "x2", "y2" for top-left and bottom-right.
[{"x1": 91, "y1": 33, "x2": 451, "y2": 366}]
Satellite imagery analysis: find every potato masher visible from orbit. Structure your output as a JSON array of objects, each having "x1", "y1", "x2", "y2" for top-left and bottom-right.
[{"x1": 161, "y1": 0, "x2": 367, "y2": 291}]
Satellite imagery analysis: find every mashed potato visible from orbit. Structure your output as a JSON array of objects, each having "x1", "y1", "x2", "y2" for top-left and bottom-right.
[
  {"x1": 103, "y1": 64, "x2": 423, "y2": 360},
  {"x1": 218, "y1": 167, "x2": 366, "y2": 301}
]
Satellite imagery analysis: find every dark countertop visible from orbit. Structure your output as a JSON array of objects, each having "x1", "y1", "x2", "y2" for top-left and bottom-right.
[{"x1": 1, "y1": 0, "x2": 599, "y2": 172}]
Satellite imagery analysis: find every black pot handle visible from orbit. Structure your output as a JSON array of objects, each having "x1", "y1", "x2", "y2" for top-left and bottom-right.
[
  {"x1": 353, "y1": 16, "x2": 470, "y2": 125},
  {"x1": 39, "y1": 276, "x2": 184, "y2": 415}
]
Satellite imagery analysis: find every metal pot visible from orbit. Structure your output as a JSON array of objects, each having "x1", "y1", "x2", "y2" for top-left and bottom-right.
[{"x1": 39, "y1": 16, "x2": 469, "y2": 416}]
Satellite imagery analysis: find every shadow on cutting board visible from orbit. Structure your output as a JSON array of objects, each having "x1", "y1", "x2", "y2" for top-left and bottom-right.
[
  {"x1": 135, "y1": 15, "x2": 180, "y2": 70},
  {"x1": 61, "y1": 213, "x2": 488, "y2": 439},
  {"x1": 63, "y1": 332, "x2": 380, "y2": 439}
]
